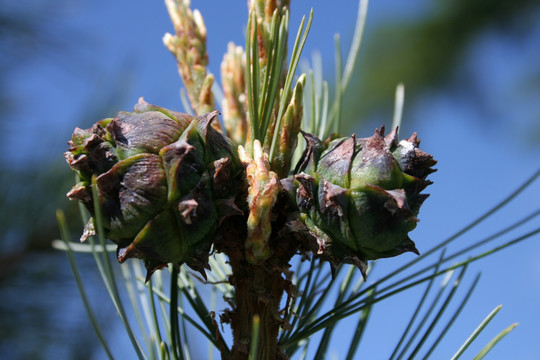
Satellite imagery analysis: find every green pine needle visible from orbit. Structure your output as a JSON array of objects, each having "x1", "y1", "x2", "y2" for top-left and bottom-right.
[
  {"x1": 389, "y1": 250, "x2": 446, "y2": 359},
  {"x1": 269, "y1": 9, "x2": 313, "y2": 160},
  {"x1": 450, "y1": 305, "x2": 503, "y2": 360},
  {"x1": 473, "y1": 323, "x2": 519, "y2": 360},
  {"x1": 91, "y1": 178, "x2": 147, "y2": 360},
  {"x1": 56, "y1": 210, "x2": 115, "y2": 360},
  {"x1": 345, "y1": 287, "x2": 376, "y2": 360},
  {"x1": 392, "y1": 83, "x2": 405, "y2": 132}
]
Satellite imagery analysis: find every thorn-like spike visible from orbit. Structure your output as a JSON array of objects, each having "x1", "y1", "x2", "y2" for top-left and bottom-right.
[
  {"x1": 403, "y1": 237, "x2": 420, "y2": 256},
  {"x1": 199, "y1": 110, "x2": 221, "y2": 130},
  {"x1": 320, "y1": 178, "x2": 349, "y2": 217},
  {"x1": 407, "y1": 132, "x2": 420, "y2": 147},
  {"x1": 328, "y1": 261, "x2": 337, "y2": 279},
  {"x1": 294, "y1": 172, "x2": 316, "y2": 188},
  {"x1": 349, "y1": 256, "x2": 368, "y2": 280},
  {"x1": 117, "y1": 246, "x2": 129, "y2": 263},
  {"x1": 67, "y1": 185, "x2": 91, "y2": 204},
  {"x1": 384, "y1": 126, "x2": 399, "y2": 148},
  {"x1": 144, "y1": 262, "x2": 168, "y2": 283},
  {"x1": 186, "y1": 257, "x2": 210, "y2": 281},
  {"x1": 295, "y1": 131, "x2": 324, "y2": 174},
  {"x1": 198, "y1": 268, "x2": 208, "y2": 281}
]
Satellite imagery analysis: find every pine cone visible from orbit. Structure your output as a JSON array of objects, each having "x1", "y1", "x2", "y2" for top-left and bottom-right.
[
  {"x1": 65, "y1": 98, "x2": 242, "y2": 279},
  {"x1": 293, "y1": 127, "x2": 436, "y2": 276}
]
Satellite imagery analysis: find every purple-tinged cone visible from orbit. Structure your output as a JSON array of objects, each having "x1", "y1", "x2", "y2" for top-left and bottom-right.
[{"x1": 65, "y1": 98, "x2": 242, "y2": 279}]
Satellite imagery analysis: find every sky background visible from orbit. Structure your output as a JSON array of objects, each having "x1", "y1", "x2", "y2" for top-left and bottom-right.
[{"x1": 1, "y1": 0, "x2": 540, "y2": 359}]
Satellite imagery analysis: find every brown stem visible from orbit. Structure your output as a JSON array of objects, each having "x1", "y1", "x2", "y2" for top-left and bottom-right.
[
  {"x1": 228, "y1": 257, "x2": 287, "y2": 359},
  {"x1": 213, "y1": 187, "x2": 299, "y2": 360},
  {"x1": 215, "y1": 214, "x2": 297, "y2": 360}
]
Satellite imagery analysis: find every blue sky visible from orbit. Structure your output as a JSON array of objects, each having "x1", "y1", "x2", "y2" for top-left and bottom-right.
[{"x1": 6, "y1": 0, "x2": 540, "y2": 358}]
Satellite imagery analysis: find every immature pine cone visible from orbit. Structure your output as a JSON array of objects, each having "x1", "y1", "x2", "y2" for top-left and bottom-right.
[
  {"x1": 65, "y1": 98, "x2": 242, "y2": 279},
  {"x1": 293, "y1": 127, "x2": 436, "y2": 276}
]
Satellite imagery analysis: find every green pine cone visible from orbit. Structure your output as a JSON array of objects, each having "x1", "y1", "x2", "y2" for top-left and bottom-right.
[
  {"x1": 293, "y1": 127, "x2": 436, "y2": 276},
  {"x1": 65, "y1": 98, "x2": 242, "y2": 278}
]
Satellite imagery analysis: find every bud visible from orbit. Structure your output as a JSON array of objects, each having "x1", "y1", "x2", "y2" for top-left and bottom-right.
[
  {"x1": 270, "y1": 74, "x2": 305, "y2": 177},
  {"x1": 238, "y1": 140, "x2": 280, "y2": 264},
  {"x1": 164, "y1": 0, "x2": 215, "y2": 116},
  {"x1": 221, "y1": 42, "x2": 248, "y2": 145}
]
